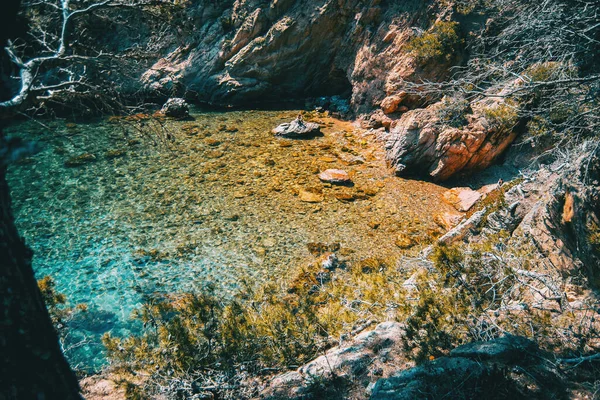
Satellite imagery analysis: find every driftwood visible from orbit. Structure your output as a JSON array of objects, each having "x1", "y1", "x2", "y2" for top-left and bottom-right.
[{"x1": 421, "y1": 207, "x2": 488, "y2": 258}]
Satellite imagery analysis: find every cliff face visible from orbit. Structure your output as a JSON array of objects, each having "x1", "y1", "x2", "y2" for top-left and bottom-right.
[{"x1": 141, "y1": 0, "x2": 447, "y2": 112}]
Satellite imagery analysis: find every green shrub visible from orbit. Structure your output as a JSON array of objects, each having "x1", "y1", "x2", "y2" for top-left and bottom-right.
[
  {"x1": 482, "y1": 101, "x2": 519, "y2": 134},
  {"x1": 103, "y1": 232, "x2": 599, "y2": 397},
  {"x1": 406, "y1": 21, "x2": 462, "y2": 63},
  {"x1": 588, "y1": 221, "x2": 600, "y2": 252}
]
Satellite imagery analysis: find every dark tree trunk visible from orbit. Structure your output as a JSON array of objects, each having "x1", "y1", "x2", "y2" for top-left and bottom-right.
[
  {"x1": 0, "y1": 1, "x2": 82, "y2": 399},
  {"x1": 0, "y1": 165, "x2": 82, "y2": 399}
]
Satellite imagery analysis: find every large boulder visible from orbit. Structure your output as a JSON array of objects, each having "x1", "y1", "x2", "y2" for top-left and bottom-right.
[
  {"x1": 260, "y1": 322, "x2": 405, "y2": 399},
  {"x1": 272, "y1": 118, "x2": 321, "y2": 138},
  {"x1": 160, "y1": 98, "x2": 189, "y2": 118},
  {"x1": 386, "y1": 96, "x2": 519, "y2": 181}
]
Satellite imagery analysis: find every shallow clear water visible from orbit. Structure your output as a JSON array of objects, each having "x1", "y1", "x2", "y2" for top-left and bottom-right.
[{"x1": 6, "y1": 108, "x2": 456, "y2": 372}]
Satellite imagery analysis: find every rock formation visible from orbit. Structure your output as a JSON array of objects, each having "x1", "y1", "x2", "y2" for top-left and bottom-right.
[
  {"x1": 141, "y1": 0, "x2": 452, "y2": 112},
  {"x1": 385, "y1": 95, "x2": 519, "y2": 181},
  {"x1": 261, "y1": 322, "x2": 406, "y2": 399},
  {"x1": 511, "y1": 145, "x2": 600, "y2": 287},
  {"x1": 371, "y1": 335, "x2": 565, "y2": 399},
  {"x1": 262, "y1": 327, "x2": 567, "y2": 400}
]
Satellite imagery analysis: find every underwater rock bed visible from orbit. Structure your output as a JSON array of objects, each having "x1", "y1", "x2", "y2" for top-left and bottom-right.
[{"x1": 6, "y1": 108, "x2": 457, "y2": 371}]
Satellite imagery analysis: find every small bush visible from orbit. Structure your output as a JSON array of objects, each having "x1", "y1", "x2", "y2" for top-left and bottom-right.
[
  {"x1": 588, "y1": 221, "x2": 600, "y2": 252},
  {"x1": 482, "y1": 101, "x2": 519, "y2": 134},
  {"x1": 37, "y1": 276, "x2": 72, "y2": 329},
  {"x1": 103, "y1": 230, "x2": 600, "y2": 397},
  {"x1": 437, "y1": 96, "x2": 471, "y2": 128},
  {"x1": 406, "y1": 21, "x2": 462, "y2": 63}
]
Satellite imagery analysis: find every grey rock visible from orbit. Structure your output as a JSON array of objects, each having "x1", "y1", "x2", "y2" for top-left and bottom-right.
[
  {"x1": 261, "y1": 322, "x2": 404, "y2": 399},
  {"x1": 449, "y1": 334, "x2": 537, "y2": 362},
  {"x1": 161, "y1": 98, "x2": 189, "y2": 118},
  {"x1": 140, "y1": 1, "x2": 443, "y2": 113},
  {"x1": 371, "y1": 335, "x2": 565, "y2": 400},
  {"x1": 272, "y1": 119, "x2": 321, "y2": 138}
]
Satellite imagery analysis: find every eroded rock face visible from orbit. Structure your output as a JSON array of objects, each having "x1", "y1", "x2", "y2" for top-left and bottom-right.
[
  {"x1": 512, "y1": 147, "x2": 600, "y2": 287},
  {"x1": 386, "y1": 97, "x2": 519, "y2": 181},
  {"x1": 140, "y1": 1, "x2": 449, "y2": 111}
]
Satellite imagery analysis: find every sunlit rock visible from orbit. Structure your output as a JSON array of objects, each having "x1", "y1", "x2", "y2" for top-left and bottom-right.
[
  {"x1": 394, "y1": 233, "x2": 415, "y2": 249},
  {"x1": 318, "y1": 169, "x2": 352, "y2": 184},
  {"x1": 442, "y1": 187, "x2": 482, "y2": 212},
  {"x1": 380, "y1": 92, "x2": 407, "y2": 114},
  {"x1": 272, "y1": 117, "x2": 321, "y2": 138},
  {"x1": 298, "y1": 188, "x2": 323, "y2": 203}
]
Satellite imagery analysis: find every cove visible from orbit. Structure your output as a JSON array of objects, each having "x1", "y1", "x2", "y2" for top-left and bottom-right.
[{"x1": 6, "y1": 108, "x2": 456, "y2": 372}]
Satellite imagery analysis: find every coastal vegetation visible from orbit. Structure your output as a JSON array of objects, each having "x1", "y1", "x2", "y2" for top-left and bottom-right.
[{"x1": 1, "y1": 0, "x2": 599, "y2": 399}]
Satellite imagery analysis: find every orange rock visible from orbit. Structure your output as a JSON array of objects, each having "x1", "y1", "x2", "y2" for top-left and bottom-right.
[
  {"x1": 442, "y1": 187, "x2": 482, "y2": 212},
  {"x1": 381, "y1": 92, "x2": 407, "y2": 114},
  {"x1": 434, "y1": 212, "x2": 463, "y2": 230},
  {"x1": 562, "y1": 191, "x2": 575, "y2": 223},
  {"x1": 318, "y1": 169, "x2": 352, "y2": 184},
  {"x1": 299, "y1": 189, "x2": 323, "y2": 203}
]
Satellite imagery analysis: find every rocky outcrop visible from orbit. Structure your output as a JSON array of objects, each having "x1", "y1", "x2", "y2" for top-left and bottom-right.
[
  {"x1": 272, "y1": 118, "x2": 321, "y2": 138},
  {"x1": 260, "y1": 322, "x2": 407, "y2": 399},
  {"x1": 141, "y1": 1, "x2": 454, "y2": 111},
  {"x1": 511, "y1": 145, "x2": 600, "y2": 287},
  {"x1": 385, "y1": 96, "x2": 519, "y2": 181},
  {"x1": 262, "y1": 330, "x2": 568, "y2": 400},
  {"x1": 371, "y1": 335, "x2": 566, "y2": 399},
  {"x1": 433, "y1": 141, "x2": 600, "y2": 288}
]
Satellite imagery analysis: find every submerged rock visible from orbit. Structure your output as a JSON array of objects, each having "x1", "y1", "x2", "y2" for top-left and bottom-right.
[
  {"x1": 272, "y1": 118, "x2": 321, "y2": 138},
  {"x1": 319, "y1": 252, "x2": 339, "y2": 270},
  {"x1": 307, "y1": 242, "x2": 341, "y2": 256},
  {"x1": 394, "y1": 233, "x2": 415, "y2": 249},
  {"x1": 318, "y1": 169, "x2": 352, "y2": 184},
  {"x1": 160, "y1": 98, "x2": 189, "y2": 118},
  {"x1": 64, "y1": 153, "x2": 97, "y2": 167},
  {"x1": 298, "y1": 188, "x2": 323, "y2": 203}
]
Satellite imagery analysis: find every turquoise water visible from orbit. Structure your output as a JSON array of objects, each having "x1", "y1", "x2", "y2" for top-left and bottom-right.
[{"x1": 6, "y1": 109, "x2": 454, "y2": 372}]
